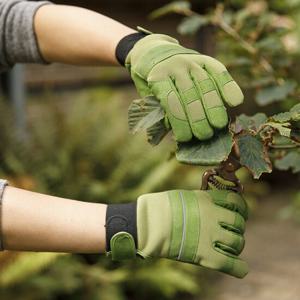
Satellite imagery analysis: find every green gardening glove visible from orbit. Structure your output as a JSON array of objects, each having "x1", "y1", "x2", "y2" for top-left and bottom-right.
[
  {"x1": 125, "y1": 33, "x2": 244, "y2": 142},
  {"x1": 106, "y1": 189, "x2": 248, "y2": 278}
]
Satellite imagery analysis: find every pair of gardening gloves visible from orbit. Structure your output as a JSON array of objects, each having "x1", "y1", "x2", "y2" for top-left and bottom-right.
[{"x1": 106, "y1": 31, "x2": 248, "y2": 278}]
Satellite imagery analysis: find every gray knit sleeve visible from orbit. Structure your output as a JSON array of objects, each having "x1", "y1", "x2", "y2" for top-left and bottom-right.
[{"x1": 0, "y1": 0, "x2": 52, "y2": 72}]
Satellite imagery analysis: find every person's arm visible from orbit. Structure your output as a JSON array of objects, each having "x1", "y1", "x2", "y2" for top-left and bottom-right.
[
  {"x1": 1, "y1": 185, "x2": 249, "y2": 278},
  {"x1": 34, "y1": 5, "x2": 136, "y2": 66},
  {"x1": 2, "y1": 186, "x2": 107, "y2": 253},
  {"x1": 0, "y1": 1, "x2": 136, "y2": 71}
]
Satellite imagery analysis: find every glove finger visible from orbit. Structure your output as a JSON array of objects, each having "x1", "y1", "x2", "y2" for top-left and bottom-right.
[
  {"x1": 170, "y1": 72, "x2": 213, "y2": 141},
  {"x1": 196, "y1": 55, "x2": 244, "y2": 107},
  {"x1": 202, "y1": 251, "x2": 249, "y2": 278},
  {"x1": 190, "y1": 66, "x2": 228, "y2": 129},
  {"x1": 217, "y1": 207, "x2": 246, "y2": 235},
  {"x1": 150, "y1": 80, "x2": 193, "y2": 142},
  {"x1": 218, "y1": 255, "x2": 249, "y2": 279},
  {"x1": 208, "y1": 190, "x2": 248, "y2": 220},
  {"x1": 214, "y1": 228, "x2": 245, "y2": 255}
]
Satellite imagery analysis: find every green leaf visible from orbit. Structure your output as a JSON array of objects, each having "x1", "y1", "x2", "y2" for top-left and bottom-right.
[
  {"x1": 147, "y1": 121, "x2": 169, "y2": 146},
  {"x1": 128, "y1": 96, "x2": 165, "y2": 134},
  {"x1": 128, "y1": 96, "x2": 168, "y2": 145},
  {"x1": 274, "y1": 151, "x2": 300, "y2": 173},
  {"x1": 271, "y1": 111, "x2": 293, "y2": 123},
  {"x1": 235, "y1": 113, "x2": 267, "y2": 133},
  {"x1": 178, "y1": 15, "x2": 209, "y2": 35},
  {"x1": 290, "y1": 104, "x2": 300, "y2": 121},
  {"x1": 149, "y1": 1, "x2": 191, "y2": 19},
  {"x1": 237, "y1": 135, "x2": 272, "y2": 179},
  {"x1": 272, "y1": 135, "x2": 296, "y2": 147},
  {"x1": 271, "y1": 103, "x2": 300, "y2": 122},
  {"x1": 264, "y1": 122, "x2": 291, "y2": 137},
  {"x1": 290, "y1": 103, "x2": 300, "y2": 113},
  {"x1": 255, "y1": 80, "x2": 297, "y2": 106},
  {"x1": 176, "y1": 130, "x2": 233, "y2": 165}
]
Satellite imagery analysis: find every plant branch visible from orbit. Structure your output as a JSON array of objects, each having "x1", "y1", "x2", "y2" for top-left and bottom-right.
[{"x1": 212, "y1": 4, "x2": 274, "y2": 74}]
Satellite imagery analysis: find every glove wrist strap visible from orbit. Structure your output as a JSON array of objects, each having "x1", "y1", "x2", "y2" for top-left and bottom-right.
[
  {"x1": 115, "y1": 30, "x2": 149, "y2": 66},
  {"x1": 105, "y1": 202, "x2": 137, "y2": 260}
]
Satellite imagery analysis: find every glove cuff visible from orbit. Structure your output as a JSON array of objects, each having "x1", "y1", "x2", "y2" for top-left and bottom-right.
[
  {"x1": 115, "y1": 32, "x2": 149, "y2": 66},
  {"x1": 105, "y1": 202, "x2": 137, "y2": 260}
]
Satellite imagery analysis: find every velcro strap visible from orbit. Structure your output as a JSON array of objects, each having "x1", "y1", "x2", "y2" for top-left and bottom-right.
[
  {"x1": 110, "y1": 232, "x2": 136, "y2": 260},
  {"x1": 105, "y1": 202, "x2": 137, "y2": 255}
]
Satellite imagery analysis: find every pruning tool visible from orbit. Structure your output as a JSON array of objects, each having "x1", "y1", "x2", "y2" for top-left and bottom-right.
[{"x1": 201, "y1": 151, "x2": 243, "y2": 194}]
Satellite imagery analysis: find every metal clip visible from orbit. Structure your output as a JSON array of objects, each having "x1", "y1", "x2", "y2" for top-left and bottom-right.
[{"x1": 201, "y1": 154, "x2": 243, "y2": 194}]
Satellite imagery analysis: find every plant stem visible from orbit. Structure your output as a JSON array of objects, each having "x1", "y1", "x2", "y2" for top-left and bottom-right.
[{"x1": 212, "y1": 4, "x2": 274, "y2": 74}]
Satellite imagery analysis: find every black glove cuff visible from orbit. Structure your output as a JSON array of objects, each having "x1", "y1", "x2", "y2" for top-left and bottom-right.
[
  {"x1": 115, "y1": 32, "x2": 148, "y2": 66},
  {"x1": 105, "y1": 202, "x2": 137, "y2": 251}
]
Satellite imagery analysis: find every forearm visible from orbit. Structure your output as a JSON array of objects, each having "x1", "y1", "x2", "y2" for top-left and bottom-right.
[
  {"x1": 34, "y1": 4, "x2": 136, "y2": 66},
  {"x1": 2, "y1": 187, "x2": 107, "y2": 253}
]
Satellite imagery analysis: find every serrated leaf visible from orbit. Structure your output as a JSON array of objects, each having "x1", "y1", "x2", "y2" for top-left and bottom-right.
[
  {"x1": 235, "y1": 113, "x2": 267, "y2": 133},
  {"x1": 271, "y1": 103, "x2": 300, "y2": 123},
  {"x1": 272, "y1": 135, "x2": 295, "y2": 147},
  {"x1": 128, "y1": 96, "x2": 165, "y2": 134},
  {"x1": 255, "y1": 80, "x2": 297, "y2": 106},
  {"x1": 290, "y1": 103, "x2": 300, "y2": 113},
  {"x1": 238, "y1": 135, "x2": 272, "y2": 179},
  {"x1": 274, "y1": 151, "x2": 300, "y2": 173},
  {"x1": 147, "y1": 121, "x2": 169, "y2": 145},
  {"x1": 290, "y1": 104, "x2": 300, "y2": 121},
  {"x1": 178, "y1": 15, "x2": 209, "y2": 35},
  {"x1": 149, "y1": 1, "x2": 191, "y2": 19},
  {"x1": 271, "y1": 111, "x2": 293, "y2": 123},
  {"x1": 265, "y1": 122, "x2": 291, "y2": 137},
  {"x1": 176, "y1": 130, "x2": 233, "y2": 165}
]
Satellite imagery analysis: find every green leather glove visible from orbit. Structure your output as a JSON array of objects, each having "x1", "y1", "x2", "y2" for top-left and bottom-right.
[
  {"x1": 106, "y1": 189, "x2": 248, "y2": 278},
  {"x1": 125, "y1": 33, "x2": 244, "y2": 142}
]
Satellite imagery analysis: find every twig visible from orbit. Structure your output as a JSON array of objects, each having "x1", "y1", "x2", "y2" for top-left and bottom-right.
[{"x1": 212, "y1": 4, "x2": 274, "y2": 74}]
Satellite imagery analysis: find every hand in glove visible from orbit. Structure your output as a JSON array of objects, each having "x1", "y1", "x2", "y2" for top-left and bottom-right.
[
  {"x1": 117, "y1": 31, "x2": 244, "y2": 142},
  {"x1": 106, "y1": 189, "x2": 248, "y2": 278}
]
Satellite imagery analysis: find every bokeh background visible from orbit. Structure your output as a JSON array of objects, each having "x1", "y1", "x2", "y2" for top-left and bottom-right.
[{"x1": 0, "y1": 0, "x2": 300, "y2": 299}]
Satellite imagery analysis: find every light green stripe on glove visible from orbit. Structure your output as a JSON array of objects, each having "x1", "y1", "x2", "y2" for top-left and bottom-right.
[
  {"x1": 137, "y1": 190, "x2": 248, "y2": 278},
  {"x1": 126, "y1": 33, "x2": 244, "y2": 142}
]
